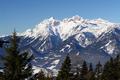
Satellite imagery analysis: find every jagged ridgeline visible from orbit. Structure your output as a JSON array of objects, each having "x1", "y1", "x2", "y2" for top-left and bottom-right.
[{"x1": 1, "y1": 16, "x2": 120, "y2": 75}]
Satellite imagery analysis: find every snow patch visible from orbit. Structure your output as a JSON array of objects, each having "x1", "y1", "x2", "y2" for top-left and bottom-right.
[
  {"x1": 51, "y1": 60, "x2": 60, "y2": 65},
  {"x1": 47, "y1": 65, "x2": 56, "y2": 70}
]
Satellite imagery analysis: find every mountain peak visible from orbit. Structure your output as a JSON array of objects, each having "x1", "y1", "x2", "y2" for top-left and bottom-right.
[
  {"x1": 68, "y1": 15, "x2": 82, "y2": 21},
  {"x1": 63, "y1": 15, "x2": 84, "y2": 22},
  {"x1": 48, "y1": 17, "x2": 55, "y2": 21},
  {"x1": 21, "y1": 16, "x2": 118, "y2": 40}
]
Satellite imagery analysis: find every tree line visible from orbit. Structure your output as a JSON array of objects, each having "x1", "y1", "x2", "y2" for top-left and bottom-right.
[
  {"x1": 56, "y1": 52, "x2": 120, "y2": 80},
  {"x1": 0, "y1": 31, "x2": 120, "y2": 80}
]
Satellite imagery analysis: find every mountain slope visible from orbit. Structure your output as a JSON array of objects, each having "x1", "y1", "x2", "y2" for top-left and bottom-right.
[{"x1": 2, "y1": 16, "x2": 120, "y2": 75}]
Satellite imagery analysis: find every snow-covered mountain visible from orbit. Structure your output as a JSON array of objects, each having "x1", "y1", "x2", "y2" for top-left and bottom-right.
[{"x1": 2, "y1": 15, "x2": 120, "y2": 75}]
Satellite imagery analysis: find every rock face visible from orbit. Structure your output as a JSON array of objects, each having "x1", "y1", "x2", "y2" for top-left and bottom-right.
[{"x1": 2, "y1": 16, "x2": 120, "y2": 74}]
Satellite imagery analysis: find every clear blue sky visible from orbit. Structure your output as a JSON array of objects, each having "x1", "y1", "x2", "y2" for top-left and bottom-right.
[{"x1": 0, "y1": 0, "x2": 120, "y2": 35}]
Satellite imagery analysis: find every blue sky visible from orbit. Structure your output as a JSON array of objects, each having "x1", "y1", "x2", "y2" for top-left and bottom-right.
[{"x1": 0, "y1": 0, "x2": 120, "y2": 35}]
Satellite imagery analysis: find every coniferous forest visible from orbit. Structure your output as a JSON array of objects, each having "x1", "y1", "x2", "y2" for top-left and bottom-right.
[{"x1": 0, "y1": 31, "x2": 120, "y2": 80}]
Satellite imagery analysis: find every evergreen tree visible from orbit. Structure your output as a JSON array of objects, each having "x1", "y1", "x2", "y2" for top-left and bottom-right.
[
  {"x1": 80, "y1": 61, "x2": 88, "y2": 80},
  {"x1": 2, "y1": 31, "x2": 33, "y2": 80},
  {"x1": 45, "y1": 74, "x2": 52, "y2": 80},
  {"x1": 0, "y1": 72, "x2": 4, "y2": 80},
  {"x1": 0, "y1": 39, "x2": 5, "y2": 48},
  {"x1": 87, "y1": 63, "x2": 95, "y2": 80},
  {"x1": 89, "y1": 63, "x2": 93, "y2": 72},
  {"x1": 102, "y1": 55, "x2": 120, "y2": 80},
  {"x1": 95, "y1": 61, "x2": 102, "y2": 80},
  {"x1": 101, "y1": 59, "x2": 113, "y2": 80},
  {"x1": 56, "y1": 54, "x2": 71, "y2": 80},
  {"x1": 73, "y1": 67, "x2": 81, "y2": 80}
]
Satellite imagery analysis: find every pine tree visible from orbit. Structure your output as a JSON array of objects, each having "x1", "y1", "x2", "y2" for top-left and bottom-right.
[
  {"x1": 45, "y1": 74, "x2": 52, "y2": 80},
  {"x1": 101, "y1": 59, "x2": 112, "y2": 80},
  {"x1": 56, "y1": 54, "x2": 71, "y2": 80},
  {"x1": 0, "y1": 39, "x2": 4, "y2": 48},
  {"x1": 89, "y1": 63, "x2": 93, "y2": 72},
  {"x1": 102, "y1": 55, "x2": 120, "y2": 80},
  {"x1": 95, "y1": 61, "x2": 102, "y2": 80},
  {"x1": 87, "y1": 63, "x2": 95, "y2": 80},
  {"x1": 2, "y1": 31, "x2": 33, "y2": 80},
  {"x1": 73, "y1": 67, "x2": 81, "y2": 80},
  {"x1": 80, "y1": 61, "x2": 88, "y2": 80}
]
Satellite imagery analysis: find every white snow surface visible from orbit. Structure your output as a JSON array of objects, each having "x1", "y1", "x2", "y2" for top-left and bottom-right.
[
  {"x1": 51, "y1": 59, "x2": 60, "y2": 65},
  {"x1": 104, "y1": 41, "x2": 115, "y2": 54},
  {"x1": 21, "y1": 15, "x2": 118, "y2": 41},
  {"x1": 47, "y1": 65, "x2": 56, "y2": 70},
  {"x1": 33, "y1": 66, "x2": 48, "y2": 74}
]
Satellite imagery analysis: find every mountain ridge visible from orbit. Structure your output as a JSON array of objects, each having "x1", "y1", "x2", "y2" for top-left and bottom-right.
[
  {"x1": 1, "y1": 15, "x2": 120, "y2": 75},
  {"x1": 20, "y1": 15, "x2": 117, "y2": 40}
]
